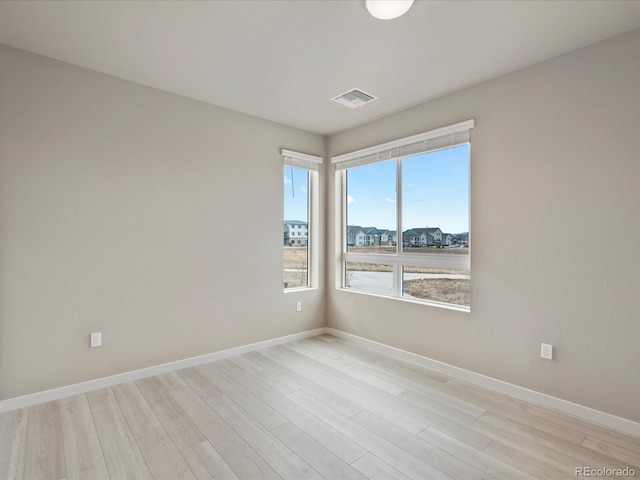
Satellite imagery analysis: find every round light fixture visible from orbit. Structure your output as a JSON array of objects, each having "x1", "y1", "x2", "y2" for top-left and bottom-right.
[{"x1": 365, "y1": 0, "x2": 414, "y2": 20}]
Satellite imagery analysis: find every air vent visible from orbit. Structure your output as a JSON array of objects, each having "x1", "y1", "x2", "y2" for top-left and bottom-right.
[{"x1": 332, "y1": 88, "x2": 377, "y2": 109}]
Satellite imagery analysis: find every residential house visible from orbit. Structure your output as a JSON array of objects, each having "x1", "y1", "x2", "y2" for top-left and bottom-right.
[
  {"x1": 346, "y1": 225, "x2": 362, "y2": 246},
  {"x1": 401, "y1": 227, "x2": 447, "y2": 247},
  {"x1": 413, "y1": 227, "x2": 443, "y2": 246},
  {"x1": 380, "y1": 230, "x2": 397, "y2": 245},
  {"x1": 402, "y1": 229, "x2": 420, "y2": 246},
  {"x1": 284, "y1": 220, "x2": 308, "y2": 246},
  {"x1": 347, "y1": 226, "x2": 383, "y2": 246}
]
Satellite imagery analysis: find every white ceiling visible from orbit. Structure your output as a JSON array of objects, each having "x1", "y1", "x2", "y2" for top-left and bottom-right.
[{"x1": 1, "y1": 1, "x2": 640, "y2": 135}]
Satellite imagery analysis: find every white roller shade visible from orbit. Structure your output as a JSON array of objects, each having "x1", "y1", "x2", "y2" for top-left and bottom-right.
[
  {"x1": 332, "y1": 119, "x2": 474, "y2": 170},
  {"x1": 281, "y1": 149, "x2": 322, "y2": 171}
]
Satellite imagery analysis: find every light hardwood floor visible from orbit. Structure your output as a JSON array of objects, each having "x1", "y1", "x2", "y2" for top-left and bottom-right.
[{"x1": 1, "y1": 334, "x2": 639, "y2": 479}]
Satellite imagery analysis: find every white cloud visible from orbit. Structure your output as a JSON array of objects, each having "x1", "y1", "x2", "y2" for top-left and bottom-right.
[
  {"x1": 385, "y1": 197, "x2": 395, "y2": 203},
  {"x1": 408, "y1": 182, "x2": 416, "y2": 187},
  {"x1": 300, "y1": 186, "x2": 307, "y2": 193},
  {"x1": 284, "y1": 175, "x2": 292, "y2": 184},
  {"x1": 347, "y1": 194, "x2": 355, "y2": 204}
]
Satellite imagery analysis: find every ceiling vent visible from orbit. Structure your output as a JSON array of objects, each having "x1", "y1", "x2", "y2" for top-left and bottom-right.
[{"x1": 332, "y1": 88, "x2": 377, "y2": 109}]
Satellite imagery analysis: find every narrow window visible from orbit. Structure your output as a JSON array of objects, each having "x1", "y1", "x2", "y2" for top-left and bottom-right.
[{"x1": 282, "y1": 149, "x2": 321, "y2": 291}]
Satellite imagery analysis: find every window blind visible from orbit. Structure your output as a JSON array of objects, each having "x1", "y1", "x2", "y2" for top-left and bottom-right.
[
  {"x1": 332, "y1": 119, "x2": 474, "y2": 170},
  {"x1": 281, "y1": 149, "x2": 323, "y2": 171}
]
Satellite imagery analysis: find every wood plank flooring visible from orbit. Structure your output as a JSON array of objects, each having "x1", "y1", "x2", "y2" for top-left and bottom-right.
[{"x1": 1, "y1": 334, "x2": 638, "y2": 479}]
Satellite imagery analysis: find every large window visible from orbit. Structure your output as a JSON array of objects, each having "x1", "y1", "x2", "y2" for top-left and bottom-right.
[
  {"x1": 283, "y1": 149, "x2": 321, "y2": 290},
  {"x1": 334, "y1": 120, "x2": 473, "y2": 310}
]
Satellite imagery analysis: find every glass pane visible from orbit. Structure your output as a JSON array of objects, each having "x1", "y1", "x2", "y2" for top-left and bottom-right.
[
  {"x1": 346, "y1": 160, "x2": 396, "y2": 254},
  {"x1": 284, "y1": 166, "x2": 309, "y2": 289},
  {"x1": 402, "y1": 267, "x2": 470, "y2": 307},
  {"x1": 401, "y1": 145, "x2": 469, "y2": 253},
  {"x1": 345, "y1": 262, "x2": 393, "y2": 295}
]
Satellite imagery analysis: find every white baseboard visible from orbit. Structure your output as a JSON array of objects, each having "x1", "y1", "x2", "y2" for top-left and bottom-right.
[
  {"x1": 0, "y1": 327, "x2": 326, "y2": 414},
  {"x1": 325, "y1": 328, "x2": 640, "y2": 438}
]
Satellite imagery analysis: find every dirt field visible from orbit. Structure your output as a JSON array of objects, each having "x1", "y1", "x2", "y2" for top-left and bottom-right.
[
  {"x1": 284, "y1": 246, "x2": 307, "y2": 269},
  {"x1": 284, "y1": 270, "x2": 307, "y2": 288},
  {"x1": 403, "y1": 278, "x2": 470, "y2": 306},
  {"x1": 284, "y1": 247, "x2": 307, "y2": 288}
]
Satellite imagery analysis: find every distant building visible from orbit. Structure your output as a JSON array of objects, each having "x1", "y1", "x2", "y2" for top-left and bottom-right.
[
  {"x1": 412, "y1": 227, "x2": 443, "y2": 246},
  {"x1": 380, "y1": 230, "x2": 397, "y2": 245},
  {"x1": 452, "y1": 232, "x2": 469, "y2": 245},
  {"x1": 284, "y1": 220, "x2": 308, "y2": 246},
  {"x1": 348, "y1": 225, "x2": 464, "y2": 248},
  {"x1": 347, "y1": 226, "x2": 384, "y2": 246},
  {"x1": 402, "y1": 229, "x2": 421, "y2": 246}
]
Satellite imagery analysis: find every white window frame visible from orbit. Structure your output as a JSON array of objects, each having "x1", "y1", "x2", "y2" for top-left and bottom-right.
[
  {"x1": 282, "y1": 149, "x2": 321, "y2": 292},
  {"x1": 332, "y1": 120, "x2": 473, "y2": 311}
]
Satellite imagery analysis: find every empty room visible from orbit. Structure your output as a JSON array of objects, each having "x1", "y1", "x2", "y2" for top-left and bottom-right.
[{"x1": 1, "y1": 1, "x2": 639, "y2": 479}]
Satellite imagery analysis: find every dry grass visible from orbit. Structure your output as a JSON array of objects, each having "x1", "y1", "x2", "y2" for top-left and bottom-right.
[
  {"x1": 348, "y1": 246, "x2": 396, "y2": 254},
  {"x1": 284, "y1": 246, "x2": 307, "y2": 288},
  {"x1": 346, "y1": 262, "x2": 393, "y2": 273},
  {"x1": 284, "y1": 270, "x2": 307, "y2": 288},
  {"x1": 284, "y1": 246, "x2": 307, "y2": 269},
  {"x1": 404, "y1": 266, "x2": 466, "y2": 274},
  {"x1": 403, "y1": 278, "x2": 470, "y2": 306}
]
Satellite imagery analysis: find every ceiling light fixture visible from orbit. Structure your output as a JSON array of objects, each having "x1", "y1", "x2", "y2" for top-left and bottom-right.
[{"x1": 365, "y1": 0, "x2": 414, "y2": 20}]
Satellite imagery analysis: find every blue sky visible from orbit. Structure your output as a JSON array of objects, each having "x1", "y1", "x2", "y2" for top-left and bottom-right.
[
  {"x1": 284, "y1": 144, "x2": 469, "y2": 233},
  {"x1": 347, "y1": 145, "x2": 469, "y2": 233},
  {"x1": 283, "y1": 166, "x2": 308, "y2": 222}
]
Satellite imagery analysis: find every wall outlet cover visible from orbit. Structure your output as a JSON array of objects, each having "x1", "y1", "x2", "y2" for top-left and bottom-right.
[{"x1": 90, "y1": 332, "x2": 102, "y2": 348}]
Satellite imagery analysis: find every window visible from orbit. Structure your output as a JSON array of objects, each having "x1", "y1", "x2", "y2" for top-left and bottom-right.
[
  {"x1": 283, "y1": 149, "x2": 321, "y2": 290},
  {"x1": 333, "y1": 120, "x2": 473, "y2": 310}
]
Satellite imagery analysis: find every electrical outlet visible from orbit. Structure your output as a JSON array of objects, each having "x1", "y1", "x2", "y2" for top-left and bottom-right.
[
  {"x1": 541, "y1": 343, "x2": 553, "y2": 360},
  {"x1": 90, "y1": 332, "x2": 102, "y2": 348},
  {"x1": 296, "y1": 301, "x2": 302, "y2": 312}
]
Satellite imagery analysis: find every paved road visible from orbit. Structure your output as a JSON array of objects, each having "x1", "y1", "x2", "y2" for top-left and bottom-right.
[{"x1": 346, "y1": 271, "x2": 469, "y2": 295}]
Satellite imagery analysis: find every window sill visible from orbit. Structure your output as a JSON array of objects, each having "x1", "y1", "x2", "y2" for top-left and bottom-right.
[{"x1": 284, "y1": 286, "x2": 318, "y2": 294}]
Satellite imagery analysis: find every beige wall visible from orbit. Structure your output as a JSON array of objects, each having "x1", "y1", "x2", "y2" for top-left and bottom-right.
[
  {"x1": 327, "y1": 29, "x2": 640, "y2": 422},
  {"x1": 2, "y1": 29, "x2": 639, "y2": 425},
  {"x1": 0, "y1": 44, "x2": 325, "y2": 400}
]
